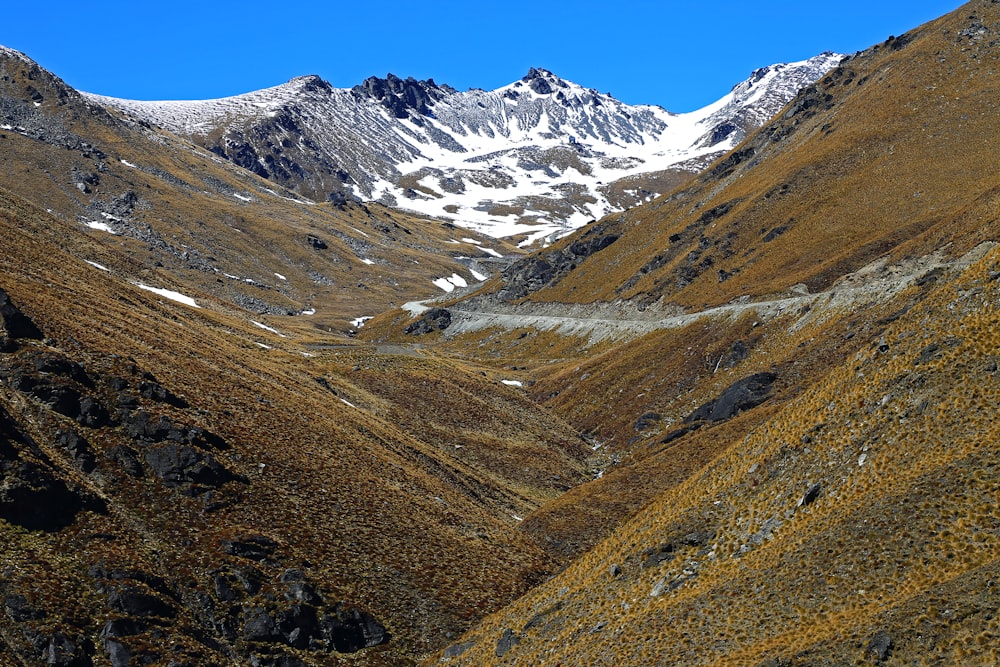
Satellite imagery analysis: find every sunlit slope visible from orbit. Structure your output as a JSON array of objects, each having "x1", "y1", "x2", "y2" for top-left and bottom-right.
[
  {"x1": 0, "y1": 46, "x2": 513, "y2": 335},
  {"x1": 426, "y1": 211, "x2": 1000, "y2": 667}
]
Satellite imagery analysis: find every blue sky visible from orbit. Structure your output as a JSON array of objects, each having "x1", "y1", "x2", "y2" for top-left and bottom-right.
[{"x1": 2, "y1": 1, "x2": 963, "y2": 111}]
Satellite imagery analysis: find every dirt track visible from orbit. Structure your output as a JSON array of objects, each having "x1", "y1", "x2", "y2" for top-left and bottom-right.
[{"x1": 404, "y1": 243, "x2": 995, "y2": 344}]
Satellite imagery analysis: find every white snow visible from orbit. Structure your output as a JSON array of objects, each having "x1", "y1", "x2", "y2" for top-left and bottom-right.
[
  {"x1": 432, "y1": 277, "x2": 456, "y2": 293},
  {"x1": 360, "y1": 258, "x2": 375, "y2": 265},
  {"x1": 233, "y1": 193, "x2": 253, "y2": 202},
  {"x1": 340, "y1": 398, "x2": 357, "y2": 408},
  {"x1": 432, "y1": 273, "x2": 468, "y2": 292},
  {"x1": 83, "y1": 220, "x2": 118, "y2": 234},
  {"x1": 134, "y1": 283, "x2": 200, "y2": 308},
  {"x1": 120, "y1": 159, "x2": 137, "y2": 168},
  {"x1": 477, "y1": 246, "x2": 503, "y2": 258},
  {"x1": 251, "y1": 320, "x2": 285, "y2": 336},
  {"x1": 350, "y1": 316, "x2": 372, "y2": 328},
  {"x1": 501, "y1": 379, "x2": 523, "y2": 387},
  {"x1": 274, "y1": 272, "x2": 287, "y2": 280},
  {"x1": 300, "y1": 308, "x2": 316, "y2": 316},
  {"x1": 84, "y1": 260, "x2": 109, "y2": 271},
  {"x1": 470, "y1": 269, "x2": 488, "y2": 282}
]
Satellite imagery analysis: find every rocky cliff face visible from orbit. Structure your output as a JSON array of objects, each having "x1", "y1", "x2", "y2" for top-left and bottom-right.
[{"x1": 85, "y1": 54, "x2": 842, "y2": 244}]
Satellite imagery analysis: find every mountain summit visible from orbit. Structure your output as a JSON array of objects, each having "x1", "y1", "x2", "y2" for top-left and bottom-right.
[{"x1": 86, "y1": 54, "x2": 842, "y2": 244}]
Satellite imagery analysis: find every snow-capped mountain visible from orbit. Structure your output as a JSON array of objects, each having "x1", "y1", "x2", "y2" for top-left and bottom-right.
[{"x1": 87, "y1": 53, "x2": 843, "y2": 245}]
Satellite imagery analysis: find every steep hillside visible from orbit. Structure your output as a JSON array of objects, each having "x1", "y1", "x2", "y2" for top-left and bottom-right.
[
  {"x1": 86, "y1": 56, "x2": 841, "y2": 243},
  {"x1": 0, "y1": 46, "x2": 600, "y2": 667},
  {"x1": 388, "y1": 1, "x2": 1000, "y2": 664},
  {"x1": 425, "y1": 237, "x2": 1000, "y2": 666},
  {"x1": 0, "y1": 45, "x2": 514, "y2": 334}
]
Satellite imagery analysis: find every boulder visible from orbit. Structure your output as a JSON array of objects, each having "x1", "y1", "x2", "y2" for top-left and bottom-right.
[
  {"x1": 403, "y1": 308, "x2": 451, "y2": 335},
  {"x1": 107, "y1": 587, "x2": 176, "y2": 618},
  {"x1": 494, "y1": 628, "x2": 520, "y2": 658},
  {"x1": 867, "y1": 630, "x2": 893, "y2": 662},
  {"x1": 320, "y1": 606, "x2": 390, "y2": 653},
  {"x1": 684, "y1": 372, "x2": 777, "y2": 424},
  {"x1": 144, "y1": 444, "x2": 234, "y2": 491},
  {"x1": 0, "y1": 287, "x2": 43, "y2": 351}
]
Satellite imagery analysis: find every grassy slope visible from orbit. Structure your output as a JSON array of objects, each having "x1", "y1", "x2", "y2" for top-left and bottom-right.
[
  {"x1": 0, "y1": 50, "x2": 594, "y2": 665},
  {"x1": 415, "y1": 1, "x2": 1000, "y2": 664},
  {"x1": 424, "y1": 200, "x2": 1000, "y2": 667},
  {"x1": 0, "y1": 49, "x2": 516, "y2": 335}
]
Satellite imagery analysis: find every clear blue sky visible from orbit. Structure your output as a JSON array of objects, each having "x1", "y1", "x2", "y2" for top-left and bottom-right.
[{"x1": 2, "y1": 1, "x2": 963, "y2": 111}]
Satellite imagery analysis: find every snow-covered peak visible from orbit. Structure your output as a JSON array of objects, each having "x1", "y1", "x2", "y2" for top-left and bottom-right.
[
  {"x1": 0, "y1": 44, "x2": 36, "y2": 66},
  {"x1": 86, "y1": 55, "x2": 843, "y2": 243}
]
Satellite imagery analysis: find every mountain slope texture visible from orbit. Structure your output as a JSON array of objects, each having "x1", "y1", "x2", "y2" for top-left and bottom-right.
[{"x1": 1, "y1": 1, "x2": 999, "y2": 666}]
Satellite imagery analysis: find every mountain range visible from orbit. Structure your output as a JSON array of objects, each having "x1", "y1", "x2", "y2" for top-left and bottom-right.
[
  {"x1": 2, "y1": 1, "x2": 999, "y2": 666},
  {"x1": 87, "y1": 54, "x2": 842, "y2": 245}
]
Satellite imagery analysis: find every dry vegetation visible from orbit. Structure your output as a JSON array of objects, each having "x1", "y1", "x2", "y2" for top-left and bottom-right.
[{"x1": 4, "y1": 2, "x2": 1000, "y2": 665}]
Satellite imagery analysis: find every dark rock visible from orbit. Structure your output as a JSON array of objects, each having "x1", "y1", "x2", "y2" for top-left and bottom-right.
[
  {"x1": 4, "y1": 593, "x2": 45, "y2": 622},
  {"x1": 609, "y1": 563, "x2": 622, "y2": 577},
  {"x1": 138, "y1": 380, "x2": 188, "y2": 408},
  {"x1": 867, "y1": 630, "x2": 893, "y2": 662},
  {"x1": 798, "y1": 482, "x2": 822, "y2": 507},
  {"x1": 0, "y1": 287, "x2": 43, "y2": 350},
  {"x1": 0, "y1": 459, "x2": 99, "y2": 531},
  {"x1": 233, "y1": 566, "x2": 264, "y2": 595},
  {"x1": 107, "y1": 445, "x2": 144, "y2": 477},
  {"x1": 498, "y1": 231, "x2": 619, "y2": 301},
  {"x1": 684, "y1": 372, "x2": 777, "y2": 424},
  {"x1": 100, "y1": 619, "x2": 145, "y2": 638},
  {"x1": 403, "y1": 308, "x2": 452, "y2": 335},
  {"x1": 223, "y1": 536, "x2": 279, "y2": 562},
  {"x1": 276, "y1": 603, "x2": 319, "y2": 648},
  {"x1": 285, "y1": 582, "x2": 319, "y2": 604},
  {"x1": 76, "y1": 396, "x2": 110, "y2": 428},
  {"x1": 660, "y1": 424, "x2": 700, "y2": 445},
  {"x1": 320, "y1": 605, "x2": 390, "y2": 653},
  {"x1": 633, "y1": 412, "x2": 661, "y2": 431},
  {"x1": 144, "y1": 444, "x2": 234, "y2": 490},
  {"x1": 108, "y1": 587, "x2": 175, "y2": 618},
  {"x1": 243, "y1": 607, "x2": 280, "y2": 642},
  {"x1": 103, "y1": 639, "x2": 130, "y2": 667},
  {"x1": 307, "y1": 235, "x2": 328, "y2": 250},
  {"x1": 30, "y1": 352, "x2": 92, "y2": 386},
  {"x1": 444, "y1": 641, "x2": 475, "y2": 658},
  {"x1": 495, "y1": 628, "x2": 520, "y2": 658},
  {"x1": 915, "y1": 343, "x2": 943, "y2": 365},
  {"x1": 641, "y1": 543, "x2": 676, "y2": 569},
  {"x1": 55, "y1": 429, "x2": 96, "y2": 472},
  {"x1": 213, "y1": 574, "x2": 240, "y2": 602},
  {"x1": 762, "y1": 225, "x2": 788, "y2": 242},
  {"x1": 38, "y1": 632, "x2": 94, "y2": 667}
]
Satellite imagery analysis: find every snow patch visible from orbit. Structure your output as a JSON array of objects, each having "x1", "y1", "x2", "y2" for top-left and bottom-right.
[
  {"x1": 84, "y1": 260, "x2": 109, "y2": 272},
  {"x1": 432, "y1": 273, "x2": 468, "y2": 292},
  {"x1": 251, "y1": 320, "x2": 286, "y2": 336},
  {"x1": 134, "y1": 283, "x2": 200, "y2": 308},
  {"x1": 351, "y1": 316, "x2": 373, "y2": 328},
  {"x1": 274, "y1": 272, "x2": 287, "y2": 280},
  {"x1": 83, "y1": 220, "x2": 118, "y2": 234},
  {"x1": 501, "y1": 379, "x2": 523, "y2": 387}
]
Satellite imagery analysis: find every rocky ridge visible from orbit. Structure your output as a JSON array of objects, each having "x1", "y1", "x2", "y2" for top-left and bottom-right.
[{"x1": 85, "y1": 54, "x2": 842, "y2": 244}]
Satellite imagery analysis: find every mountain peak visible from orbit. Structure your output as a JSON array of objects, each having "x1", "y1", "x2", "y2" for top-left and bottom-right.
[
  {"x1": 352, "y1": 73, "x2": 454, "y2": 118},
  {"x1": 521, "y1": 67, "x2": 567, "y2": 94}
]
